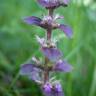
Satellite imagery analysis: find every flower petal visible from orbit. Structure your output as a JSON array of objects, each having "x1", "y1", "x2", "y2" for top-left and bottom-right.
[
  {"x1": 53, "y1": 60, "x2": 73, "y2": 72},
  {"x1": 43, "y1": 82, "x2": 52, "y2": 92},
  {"x1": 59, "y1": 24, "x2": 73, "y2": 38},
  {"x1": 41, "y1": 47, "x2": 62, "y2": 62},
  {"x1": 20, "y1": 64, "x2": 35, "y2": 75},
  {"x1": 20, "y1": 64, "x2": 41, "y2": 82},
  {"x1": 28, "y1": 70, "x2": 41, "y2": 81},
  {"x1": 55, "y1": 82, "x2": 63, "y2": 92},
  {"x1": 43, "y1": 90, "x2": 64, "y2": 96},
  {"x1": 54, "y1": 83, "x2": 64, "y2": 96},
  {"x1": 37, "y1": 0, "x2": 60, "y2": 8},
  {"x1": 23, "y1": 16, "x2": 42, "y2": 26}
]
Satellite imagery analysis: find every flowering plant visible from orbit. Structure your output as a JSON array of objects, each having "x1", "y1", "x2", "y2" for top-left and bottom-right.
[{"x1": 20, "y1": 0, "x2": 73, "y2": 96}]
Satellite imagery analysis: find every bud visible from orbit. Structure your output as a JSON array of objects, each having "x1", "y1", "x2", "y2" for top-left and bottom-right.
[{"x1": 42, "y1": 82, "x2": 64, "y2": 96}]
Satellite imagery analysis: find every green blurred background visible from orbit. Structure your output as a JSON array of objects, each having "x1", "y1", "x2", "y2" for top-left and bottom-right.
[{"x1": 0, "y1": 0, "x2": 96, "y2": 96}]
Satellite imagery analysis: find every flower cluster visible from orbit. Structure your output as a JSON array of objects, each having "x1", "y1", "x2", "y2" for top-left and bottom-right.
[
  {"x1": 20, "y1": 0, "x2": 73, "y2": 96},
  {"x1": 38, "y1": 0, "x2": 69, "y2": 9}
]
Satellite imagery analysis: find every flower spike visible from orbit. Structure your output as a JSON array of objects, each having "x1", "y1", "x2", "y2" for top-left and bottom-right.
[{"x1": 20, "y1": 0, "x2": 73, "y2": 96}]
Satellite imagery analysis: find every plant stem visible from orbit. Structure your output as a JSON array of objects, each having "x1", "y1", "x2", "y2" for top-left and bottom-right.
[
  {"x1": 48, "y1": 9, "x2": 54, "y2": 17},
  {"x1": 47, "y1": 29, "x2": 52, "y2": 41},
  {"x1": 44, "y1": 9, "x2": 54, "y2": 83},
  {"x1": 44, "y1": 57, "x2": 49, "y2": 83},
  {"x1": 47, "y1": 9, "x2": 54, "y2": 40}
]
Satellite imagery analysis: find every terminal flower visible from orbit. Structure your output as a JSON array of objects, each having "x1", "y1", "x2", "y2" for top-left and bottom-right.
[{"x1": 37, "y1": 0, "x2": 69, "y2": 9}]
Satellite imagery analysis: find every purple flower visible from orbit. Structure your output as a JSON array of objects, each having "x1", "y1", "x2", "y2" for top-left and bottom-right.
[
  {"x1": 41, "y1": 47, "x2": 62, "y2": 62},
  {"x1": 23, "y1": 16, "x2": 53, "y2": 29},
  {"x1": 55, "y1": 82, "x2": 62, "y2": 92},
  {"x1": 37, "y1": 0, "x2": 69, "y2": 9},
  {"x1": 24, "y1": 16, "x2": 73, "y2": 38},
  {"x1": 43, "y1": 82, "x2": 52, "y2": 92},
  {"x1": 20, "y1": 64, "x2": 41, "y2": 82},
  {"x1": 36, "y1": 36, "x2": 61, "y2": 62},
  {"x1": 23, "y1": 16, "x2": 42, "y2": 26},
  {"x1": 43, "y1": 82, "x2": 64, "y2": 96},
  {"x1": 53, "y1": 60, "x2": 73, "y2": 72}
]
